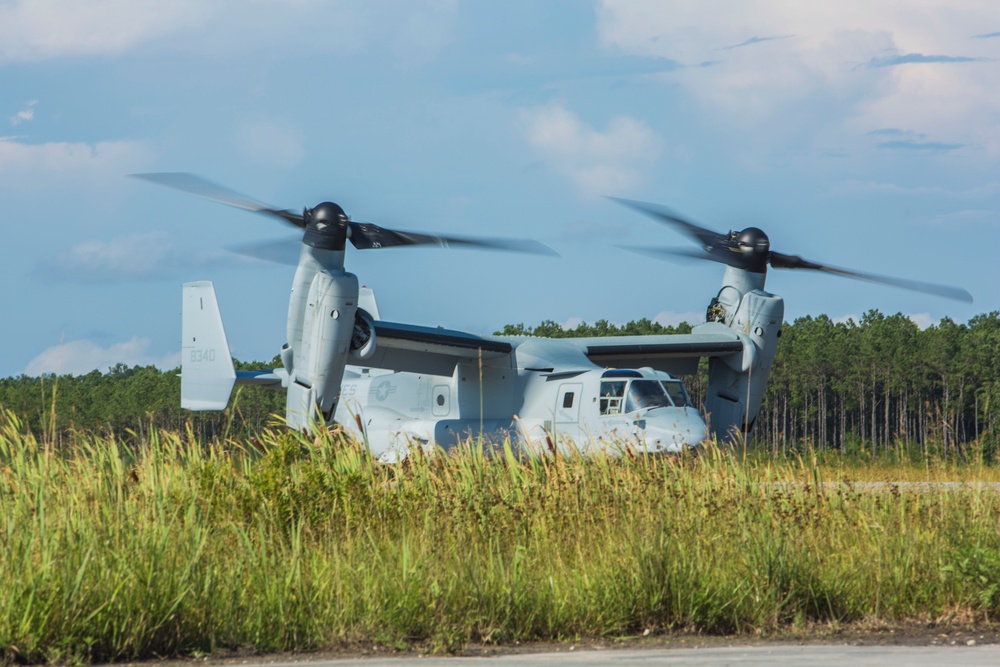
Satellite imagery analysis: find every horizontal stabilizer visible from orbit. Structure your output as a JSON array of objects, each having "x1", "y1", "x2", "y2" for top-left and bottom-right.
[{"x1": 236, "y1": 370, "x2": 285, "y2": 388}]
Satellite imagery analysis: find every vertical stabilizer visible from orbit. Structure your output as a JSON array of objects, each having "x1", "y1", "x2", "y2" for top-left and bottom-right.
[
  {"x1": 182, "y1": 281, "x2": 236, "y2": 410},
  {"x1": 359, "y1": 286, "x2": 381, "y2": 320}
]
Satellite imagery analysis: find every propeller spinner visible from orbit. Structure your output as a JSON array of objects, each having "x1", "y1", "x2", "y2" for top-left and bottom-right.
[{"x1": 612, "y1": 198, "x2": 972, "y2": 303}]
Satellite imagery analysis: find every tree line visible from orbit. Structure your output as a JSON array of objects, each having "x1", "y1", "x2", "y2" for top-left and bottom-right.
[
  {"x1": 0, "y1": 359, "x2": 285, "y2": 442},
  {"x1": 2, "y1": 310, "x2": 999, "y2": 456},
  {"x1": 755, "y1": 310, "x2": 1000, "y2": 457}
]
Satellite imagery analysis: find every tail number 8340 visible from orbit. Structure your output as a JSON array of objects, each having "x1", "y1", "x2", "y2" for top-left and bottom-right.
[{"x1": 190, "y1": 348, "x2": 217, "y2": 363}]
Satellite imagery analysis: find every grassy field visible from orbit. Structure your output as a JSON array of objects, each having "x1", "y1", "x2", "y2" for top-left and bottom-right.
[{"x1": 2, "y1": 408, "x2": 1000, "y2": 664}]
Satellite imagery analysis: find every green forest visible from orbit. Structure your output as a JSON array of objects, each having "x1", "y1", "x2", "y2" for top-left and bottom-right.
[{"x1": 3, "y1": 309, "x2": 999, "y2": 457}]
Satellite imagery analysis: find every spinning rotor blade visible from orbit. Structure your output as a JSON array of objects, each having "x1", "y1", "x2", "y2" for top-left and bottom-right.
[
  {"x1": 612, "y1": 197, "x2": 973, "y2": 303},
  {"x1": 134, "y1": 172, "x2": 558, "y2": 258},
  {"x1": 229, "y1": 238, "x2": 302, "y2": 265},
  {"x1": 615, "y1": 245, "x2": 726, "y2": 265},
  {"x1": 131, "y1": 172, "x2": 305, "y2": 228},
  {"x1": 347, "y1": 222, "x2": 558, "y2": 255},
  {"x1": 769, "y1": 251, "x2": 973, "y2": 303},
  {"x1": 231, "y1": 229, "x2": 558, "y2": 261},
  {"x1": 618, "y1": 243, "x2": 760, "y2": 270},
  {"x1": 609, "y1": 197, "x2": 730, "y2": 250}
]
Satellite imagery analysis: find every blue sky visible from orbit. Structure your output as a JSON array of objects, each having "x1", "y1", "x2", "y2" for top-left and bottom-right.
[{"x1": 2, "y1": 0, "x2": 998, "y2": 377}]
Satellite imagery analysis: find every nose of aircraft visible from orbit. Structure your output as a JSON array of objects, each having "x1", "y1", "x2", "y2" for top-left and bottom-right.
[{"x1": 638, "y1": 408, "x2": 708, "y2": 453}]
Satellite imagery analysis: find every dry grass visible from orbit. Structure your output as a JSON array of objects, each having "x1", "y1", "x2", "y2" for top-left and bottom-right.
[{"x1": 2, "y1": 409, "x2": 1000, "y2": 663}]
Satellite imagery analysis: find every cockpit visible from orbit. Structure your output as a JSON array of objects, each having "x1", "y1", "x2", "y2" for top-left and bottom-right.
[{"x1": 598, "y1": 369, "x2": 693, "y2": 416}]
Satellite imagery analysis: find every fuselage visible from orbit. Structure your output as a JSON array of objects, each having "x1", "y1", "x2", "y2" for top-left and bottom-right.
[{"x1": 336, "y1": 355, "x2": 707, "y2": 462}]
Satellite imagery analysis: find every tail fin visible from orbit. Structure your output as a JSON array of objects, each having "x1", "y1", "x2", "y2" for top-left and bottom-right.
[
  {"x1": 181, "y1": 281, "x2": 236, "y2": 410},
  {"x1": 359, "y1": 286, "x2": 381, "y2": 320}
]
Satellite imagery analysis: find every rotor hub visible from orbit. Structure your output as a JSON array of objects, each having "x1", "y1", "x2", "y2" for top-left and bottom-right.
[
  {"x1": 730, "y1": 226, "x2": 770, "y2": 272},
  {"x1": 303, "y1": 202, "x2": 350, "y2": 251}
]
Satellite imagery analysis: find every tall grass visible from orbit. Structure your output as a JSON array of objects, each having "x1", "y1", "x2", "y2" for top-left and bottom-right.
[{"x1": 2, "y1": 408, "x2": 1000, "y2": 663}]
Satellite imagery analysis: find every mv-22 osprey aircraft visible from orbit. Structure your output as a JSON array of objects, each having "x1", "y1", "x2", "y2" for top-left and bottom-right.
[{"x1": 135, "y1": 174, "x2": 972, "y2": 461}]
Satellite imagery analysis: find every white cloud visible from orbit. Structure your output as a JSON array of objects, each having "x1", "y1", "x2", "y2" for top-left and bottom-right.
[
  {"x1": 9, "y1": 100, "x2": 38, "y2": 126},
  {"x1": 235, "y1": 120, "x2": 305, "y2": 169},
  {"x1": 907, "y1": 313, "x2": 934, "y2": 330},
  {"x1": 828, "y1": 179, "x2": 1000, "y2": 200},
  {"x1": 41, "y1": 231, "x2": 246, "y2": 283},
  {"x1": 596, "y1": 1, "x2": 1000, "y2": 156},
  {"x1": 653, "y1": 310, "x2": 705, "y2": 327},
  {"x1": 521, "y1": 103, "x2": 662, "y2": 192},
  {"x1": 831, "y1": 312, "x2": 935, "y2": 329},
  {"x1": 384, "y1": 0, "x2": 458, "y2": 64},
  {"x1": 25, "y1": 337, "x2": 181, "y2": 376},
  {"x1": 561, "y1": 317, "x2": 584, "y2": 330},
  {"x1": 0, "y1": 0, "x2": 458, "y2": 63},
  {"x1": 47, "y1": 231, "x2": 174, "y2": 282},
  {"x1": 925, "y1": 209, "x2": 1000, "y2": 227},
  {"x1": 0, "y1": 137, "x2": 152, "y2": 197},
  {"x1": 0, "y1": 137, "x2": 149, "y2": 175},
  {"x1": 0, "y1": 0, "x2": 210, "y2": 61},
  {"x1": 832, "y1": 313, "x2": 859, "y2": 327}
]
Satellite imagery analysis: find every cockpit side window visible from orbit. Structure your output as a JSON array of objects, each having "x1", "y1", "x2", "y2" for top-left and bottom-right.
[
  {"x1": 599, "y1": 380, "x2": 627, "y2": 415},
  {"x1": 624, "y1": 380, "x2": 673, "y2": 413},
  {"x1": 661, "y1": 381, "x2": 692, "y2": 407}
]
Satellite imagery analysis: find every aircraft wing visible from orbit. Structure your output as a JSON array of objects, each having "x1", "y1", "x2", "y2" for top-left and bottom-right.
[
  {"x1": 361, "y1": 320, "x2": 745, "y2": 377},
  {"x1": 571, "y1": 322, "x2": 745, "y2": 375},
  {"x1": 235, "y1": 319, "x2": 745, "y2": 380},
  {"x1": 363, "y1": 320, "x2": 514, "y2": 375},
  {"x1": 228, "y1": 321, "x2": 511, "y2": 387}
]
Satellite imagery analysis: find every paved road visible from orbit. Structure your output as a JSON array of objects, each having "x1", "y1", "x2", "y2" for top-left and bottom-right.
[{"x1": 233, "y1": 643, "x2": 1000, "y2": 666}]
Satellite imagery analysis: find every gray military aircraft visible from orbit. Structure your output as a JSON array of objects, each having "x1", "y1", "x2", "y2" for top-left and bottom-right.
[{"x1": 137, "y1": 174, "x2": 972, "y2": 461}]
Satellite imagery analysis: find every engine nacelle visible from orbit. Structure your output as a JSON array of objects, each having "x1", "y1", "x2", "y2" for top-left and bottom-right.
[
  {"x1": 285, "y1": 269, "x2": 358, "y2": 430},
  {"x1": 699, "y1": 265, "x2": 783, "y2": 442},
  {"x1": 349, "y1": 308, "x2": 377, "y2": 361}
]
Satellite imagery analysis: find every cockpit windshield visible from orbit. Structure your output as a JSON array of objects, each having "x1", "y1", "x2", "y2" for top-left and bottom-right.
[
  {"x1": 599, "y1": 380, "x2": 627, "y2": 415},
  {"x1": 624, "y1": 380, "x2": 674, "y2": 413},
  {"x1": 661, "y1": 381, "x2": 692, "y2": 407}
]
